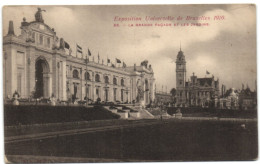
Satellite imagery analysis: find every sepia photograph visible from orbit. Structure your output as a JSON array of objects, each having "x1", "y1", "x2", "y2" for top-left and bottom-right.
[{"x1": 2, "y1": 4, "x2": 258, "y2": 162}]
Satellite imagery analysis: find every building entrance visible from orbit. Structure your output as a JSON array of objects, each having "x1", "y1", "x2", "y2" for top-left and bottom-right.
[{"x1": 35, "y1": 58, "x2": 50, "y2": 98}]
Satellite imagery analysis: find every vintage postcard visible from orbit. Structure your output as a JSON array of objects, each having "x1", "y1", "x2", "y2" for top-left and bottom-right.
[{"x1": 2, "y1": 5, "x2": 257, "y2": 162}]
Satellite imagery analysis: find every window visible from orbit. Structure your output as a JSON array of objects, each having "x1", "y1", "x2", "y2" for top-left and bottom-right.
[
  {"x1": 113, "y1": 77, "x2": 117, "y2": 85},
  {"x1": 66, "y1": 66, "x2": 69, "y2": 77},
  {"x1": 114, "y1": 88, "x2": 117, "y2": 101},
  {"x1": 47, "y1": 37, "x2": 50, "y2": 48},
  {"x1": 32, "y1": 32, "x2": 35, "y2": 41},
  {"x1": 39, "y1": 34, "x2": 43, "y2": 45},
  {"x1": 121, "y1": 79, "x2": 124, "y2": 86},
  {"x1": 96, "y1": 88, "x2": 99, "y2": 96},
  {"x1": 95, "y1": 74, "x2": 100, "y2": 82},
  {"x1": 66, "y1": 81, "x2": 69, "y2": 91},
  {"x1": 121, "y1": 89, "x2": 124, "y2": 101},
  {"x1": 104, "y1": 76, "x2": 109, "y2": 84},
  {"x1": 17, "y1": 74, "x2": 22, "y2": 96},
  {"x1": 73, "y1": 70, "x2": 79, "y2": 79},
  {"x1": 179, "y1": 80, "x2": 182, "y2": 85},
  {"x1": 85, "y1": 72, "x2": 90, "y2": 80},
  {"x1": 86, "y1": 85, "x2": 89, "y2": 98}
]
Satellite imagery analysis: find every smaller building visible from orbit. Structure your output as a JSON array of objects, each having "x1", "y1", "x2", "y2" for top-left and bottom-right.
[
  {"x1": 154, "y1": 91, "x2": 173, "y2": 105},
  {"x1": 175, "y1": 49, "x2": 219, "y2": 107},
  {"x1": 219, "y1": 88, "x2": 239, "y2": 109},
  {"x1": 239, "y1": 87, "x2": 257, "y2": 110}
]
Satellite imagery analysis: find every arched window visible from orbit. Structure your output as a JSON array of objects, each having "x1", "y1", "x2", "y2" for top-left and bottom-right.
[
  {"x1": 73, "y1": 69, "x2": 79, "y2": 79},
  {"x1": 32, "y1": 32, "x2": 35, "y2": 41},
  {"x1": 104, "y1": 76, "x2": 109, "y2": 84},
  {"x1": 95, "y1": 74, "x2": 100, "y2": 82},
  {"x1": 121, "y1": 79, "x2": 124, "y2": 86},
  {"x1": 85, "y1": 72, "x2": 90, "y2": 80},
  {"x1": 113, "y1": 77, "x2": 117, "y2": 85},
  {"x1": 39, "y1": 34, "x2": 43, "y2": 45},
  {"x1": 47, "y1": 38, "x2": 50, "y2": 48}
]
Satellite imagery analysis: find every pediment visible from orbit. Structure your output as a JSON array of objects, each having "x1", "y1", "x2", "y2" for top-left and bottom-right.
[{"x1": 29, "y1": 22, "x2": 55, "y2": 36}]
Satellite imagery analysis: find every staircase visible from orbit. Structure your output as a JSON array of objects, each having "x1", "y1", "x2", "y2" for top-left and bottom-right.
[
  {"x1": 103, "y1": 105, "x2": 154, "y2": 119},
  {"x1": 126, "y1": 105, "x2": 154, "y2": 119}
]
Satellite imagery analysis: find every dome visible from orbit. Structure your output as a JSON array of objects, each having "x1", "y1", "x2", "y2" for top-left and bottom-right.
[{"x1": 229, "y1": 88, "x2": 238, "y2": 97}]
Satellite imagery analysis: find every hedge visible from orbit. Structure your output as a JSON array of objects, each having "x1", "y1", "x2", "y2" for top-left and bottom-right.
[
  {"x1": 4, "y1": 105, "x2": 120, "y2": 126},
  {"x1": 167, "y1": 107, "x2": 257, "y2": 118}
]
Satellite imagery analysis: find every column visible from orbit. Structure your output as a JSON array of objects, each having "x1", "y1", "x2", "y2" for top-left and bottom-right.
[
  {"x1": 62, "y1": 61, "x2": 67, "y2": 100},
  {"x1": 48, "y1": 75, "x2": 52, "y2": 98},
  {"x1": 80, "y1": 69, "x2": 83, "y2": 100},
  {"x1": 11, "y1": 48, "x2": 17, "y2": 95},
  {"x1": 110, "y1": 87, "x2": 114, "y2": 102},
  {"x1": 43, "y1": 73, "x2": 48, "y2": 98},
  {"x1": 93, "y1": 86, "x2": 96, "y2": 101}
]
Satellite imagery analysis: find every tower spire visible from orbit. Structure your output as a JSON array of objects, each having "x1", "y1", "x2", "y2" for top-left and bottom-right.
[
  {"x1": 180, "y1": 41, "x2": 181, "y2": 51},
  {"x1": 8, "y1": 21, "x2": 15, "y2": 36}
]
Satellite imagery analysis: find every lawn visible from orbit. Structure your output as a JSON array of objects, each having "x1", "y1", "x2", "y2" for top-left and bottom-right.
[{"x1": 5, "y1": 119, "x2": 258, "y2": 161}]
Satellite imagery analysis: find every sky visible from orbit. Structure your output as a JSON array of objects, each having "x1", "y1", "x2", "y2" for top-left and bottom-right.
[{"x1": 3, "y1": 5, "x2": 256, "y2": 92}]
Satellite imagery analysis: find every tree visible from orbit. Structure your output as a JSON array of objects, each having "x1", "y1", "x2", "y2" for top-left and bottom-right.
[
  {"x1": 170, "y1": 88, "x2": 177, "y2": 104},
  {"x1": 170, "y1": 88, "x2": 176, "y2": 97}
]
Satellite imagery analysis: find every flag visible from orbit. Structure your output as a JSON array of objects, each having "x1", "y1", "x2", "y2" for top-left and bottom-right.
[
  {"x1": 88, "y1": 49, "x2": 91, "y2": 56},
  {"x1": 123, "y1": 62, "x2": 126, "y2": 68},
  {"x1": 116, "y1": 58, "x2": 121, "y2": 63},
  {"x1": 206, "y1": 70, "x2": 210, "y2": 74},
  {"x1": 77, "y1": 44, "x2": 82, "y2": 53},
  {"x1": 77, "y1": 44, "x2": 82, "y2": 50},
  {"x1": 77, "y1": 49, "x2": 82, "y2": 53},
  {"x1": 65, "y1": 41, "x2": 70, "y2": 49}
]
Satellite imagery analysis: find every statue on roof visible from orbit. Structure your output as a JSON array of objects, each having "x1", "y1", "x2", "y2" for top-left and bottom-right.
[
  {"x1": 141, "y1": 60, "x2": 148, "y2": 68},
  {"x1": 35, "y1": 8, "x2": 46, "y2": 23},
  {"x1": 59, "y1": 38, "x2": 65, "y2": 50}
]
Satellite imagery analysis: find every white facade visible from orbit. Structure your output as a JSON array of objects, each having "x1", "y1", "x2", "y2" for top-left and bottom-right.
[{"x1": 3, "y1": 12, "x2": 155, "y2": 105}]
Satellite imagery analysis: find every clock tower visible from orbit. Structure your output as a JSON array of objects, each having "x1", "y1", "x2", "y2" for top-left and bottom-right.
[{"x1": 175, "y1": 47, "x2": 186, "y2": 105}]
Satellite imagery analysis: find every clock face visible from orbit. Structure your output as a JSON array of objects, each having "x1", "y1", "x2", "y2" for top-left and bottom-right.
[{"x1": 178, "y1": 64, "x2": 183, "y2": 69}]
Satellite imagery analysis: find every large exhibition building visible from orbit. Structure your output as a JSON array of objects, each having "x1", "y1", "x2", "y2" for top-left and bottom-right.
[{"x1": 3, "y1": 9, "x2": 155, "y2": 105}]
